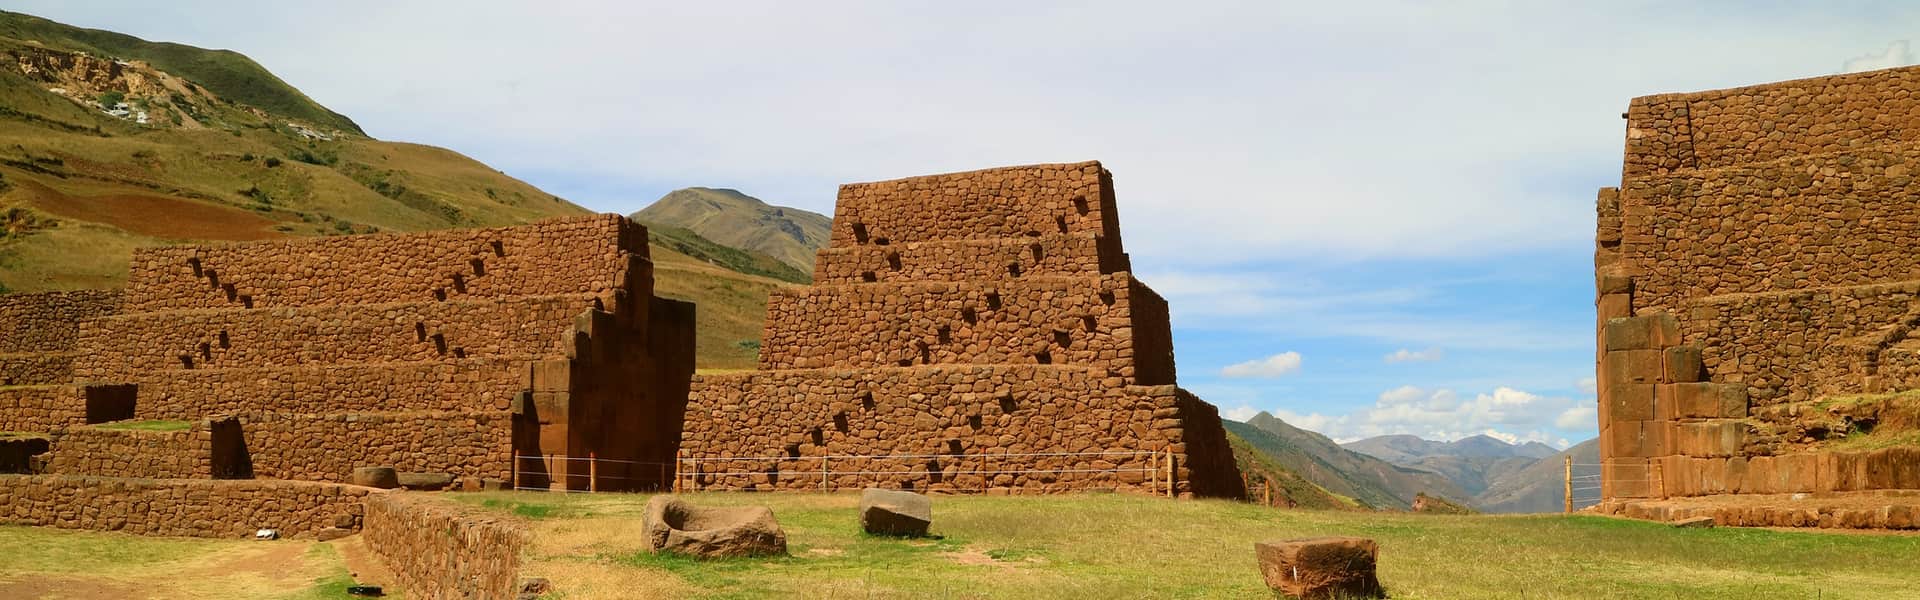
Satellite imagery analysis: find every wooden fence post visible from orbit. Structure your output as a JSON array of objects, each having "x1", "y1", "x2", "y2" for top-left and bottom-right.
[
  {"x1": 822, "y1": 455, "x2": 830, "y2": 492},
  {"x1": 589, "y1": 452, "x2": 599, "y2": 493},
  {"x1": 1564, "y1": 456, "x2": 1573, "y2": 514},
  {"x1": 1165, "y1": 449, "x2": 1175, "y2": 498}
]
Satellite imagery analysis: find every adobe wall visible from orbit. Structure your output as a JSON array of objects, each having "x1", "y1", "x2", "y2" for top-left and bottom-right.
[
  {"x1": 363, "y1": 492, "x2": 529, "y2": 600},
  {"x1": 1598, "y1": 65, "x2": 1920, "y2": 504},
  {"x1": 0, "y1": 475, "x2": 370, "y2": 538},
  {"x1": 682, "y1": 366, "x2": 1241, "y2": 496},
  {"x1": 132, "y1": 359, "x2": 521, "y2": 420},
  {"x1": 236, "y1": 411, "x2": 514, "y2": 482},
  {"x1": 812, "y1": 234, "x2": 1111, "y2": 285},
  {"x1": 0, "y1": 290, "x2": 122, "y2": 354},
  {"x1": 72, "y1": 294, "x2": 597, "y2": 379},
  {"x1": 124, "y1": 215, "x2": 643, "y2": 312},
  {"x1": 758, "y1": 273, "x2": 1174, "y2": 383}
]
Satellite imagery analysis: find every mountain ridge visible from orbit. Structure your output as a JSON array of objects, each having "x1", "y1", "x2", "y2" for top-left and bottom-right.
[{"x1": 632, "y1": 187, "x2": 830, "y2": 273}]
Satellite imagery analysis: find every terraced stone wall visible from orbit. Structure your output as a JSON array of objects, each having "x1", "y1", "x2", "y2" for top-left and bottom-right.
[
  {"x1": 363, "y1": 493, "x2": 529, "y2": 600},
  {"x1": 0, "y1": 475, "x2": 370, "y2": 538}
]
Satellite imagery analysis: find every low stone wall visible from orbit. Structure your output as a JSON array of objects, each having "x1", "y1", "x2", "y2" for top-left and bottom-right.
[
  {"x1": 1655, "y1": 448, "x2": 1920, "y2": 497},
  {"x1": 47, "y1": 426, "x2": 213, "y2": 479},
  {"x1": 1679, "y1": 282, "x2": 1920, "y2": 405},
  {"x1": 830, "y1": 161, "x2": 1122, "y2": 250},
  {"x1": 812, "y1": 234, "x2": 1111, "y2": 284},
  {"x1": 0, "y1": 475, "x2": 370, "y2": 537},
  {"x1": 758, "y1": 273, "x2": 1171, "y2": 381},
  {"x1": 363, "y1": 492, "x2": 528, "y2": 600},
  {"x1": 133, "y1": 359, "x2": 524, "y2": 420},
  {"x1": 239, "y1": 411, "x2": 514, "y2": 482},
  {"x1": 0, "y1": 385, "x2": 85, "y2": 433},
  {"x1": 683, "y1": 366, "x2": 1239, "y2": 497}
]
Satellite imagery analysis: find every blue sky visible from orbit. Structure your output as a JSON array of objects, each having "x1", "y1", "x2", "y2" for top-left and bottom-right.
[{"x1": 17, "y1": 1, "x2": 1920, "y2": 447}]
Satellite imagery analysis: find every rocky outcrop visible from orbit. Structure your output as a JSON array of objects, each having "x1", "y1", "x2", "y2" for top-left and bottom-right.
[{"x1": 643, "y1": 495, "x2": 788, "y2": 558}]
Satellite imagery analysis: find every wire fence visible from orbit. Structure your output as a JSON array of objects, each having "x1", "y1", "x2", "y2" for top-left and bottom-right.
[
  {"x1": 509, "y1": 448, "x2": 1184, "y2": 496},
  {"x1": 1567, "y1": 462, "x2": 1619, "y2": 511}
]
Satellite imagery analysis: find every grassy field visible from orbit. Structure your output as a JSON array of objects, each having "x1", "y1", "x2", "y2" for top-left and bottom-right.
[
  {"x1": 448, "y1": 491, "x2": 1920, "y2": 600},
  {"x1": 0, "y1": 525, "x2": 357, "y2": 599}
]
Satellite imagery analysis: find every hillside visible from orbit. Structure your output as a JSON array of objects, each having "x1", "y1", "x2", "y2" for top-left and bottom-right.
[
  {"x1": 0, "y1": 10, "x2": 794, "y2": 370},
  {"x1": 1227, "y1": 412, "x2": 1469, "y2": 510},
  {"x1": 632, "y1": 187, "x2": 830, "y2": 273},
  {"x1": 1476, "y1": 438, "x2": 1601, "y2": 513}
]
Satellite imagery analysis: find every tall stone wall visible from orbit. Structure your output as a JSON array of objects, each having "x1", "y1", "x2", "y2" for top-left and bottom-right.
[
  {"x1": 0, "y1": 475, "x2": 370, "y2": 538},
  {"x1": 235, "y1": 411, "x2": 514, "y2": 482},
  {"x1": 684, "y1": 162, "x2": 1242, "y2": 498},
  {"x1": 1598, "y1": 65, "x2": 1920, "y2": 504},
  {"x1": 46, "y1": 426, "x2": 215, "y2": 479},
  {"x1": 0, "y1": 290, "x2": 122, "y2": 354},
  {"x1": 363, "y1": 492, "x2": 529, "y2": 600}
]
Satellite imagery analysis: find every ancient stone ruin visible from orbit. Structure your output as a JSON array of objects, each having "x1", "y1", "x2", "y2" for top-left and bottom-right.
[
  {"x1": 681, "y1": 161, "x2": 1244, "y2": 497},
  {"x1": 1594, "y1": 66, "x2": 1920, "y2": 526}
]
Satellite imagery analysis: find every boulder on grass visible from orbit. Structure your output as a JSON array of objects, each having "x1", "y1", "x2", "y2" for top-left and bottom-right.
[
  {"x1": 351, "y1": 466, "x2": 399, "y2": 489},
  {"x1": 1255, "y1": 537, "x2": 1385, "y2": 600},
  {"x1": 859, "y1": 488, "x2": 932, "y2": 536},
  {"x1": 643, "y1": 495, "x2": 787, "y2": 558}
]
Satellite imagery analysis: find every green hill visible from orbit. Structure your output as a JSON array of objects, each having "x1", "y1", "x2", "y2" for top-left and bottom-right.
[{"x1": 633, "y1": 187, "x2": 830, "y2": 273}]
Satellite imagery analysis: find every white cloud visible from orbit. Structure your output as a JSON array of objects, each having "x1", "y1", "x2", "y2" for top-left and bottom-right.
[
  {"x1": 1220, "y1": 352, "x2": 1302, "y2": 378},
  {"x1": 1220, "y1": 405, "x2": 1261, "y2": 422},
  {"x1": 1384, "y1": 348, "x2": 1444, "y2": 363},
  {"x1": 1273, "y1": 385, "x2": 1596, "y2": 443},
  {"x1": 1842, "y1": 41, "x2": 1913, "y2": 74},
  {"x1": 1575, "y1": 377, "x2": 1597, "y2": 395}
]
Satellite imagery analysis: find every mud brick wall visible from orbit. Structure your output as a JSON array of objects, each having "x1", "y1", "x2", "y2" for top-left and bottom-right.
[
  {"x1": 124, "y1": 214, "x2": 644, "y2": 312},
  {"x1": 758, "y1": 273, "x2": 1173, "y2": 383},
  {"x1": 0, "y1": 475, "x2": 370, "y2": 538},
  {"x1": 363, "y1": 492, "x2": 528, "y2": 600},
  {"x1": 813, "y1": 234, "x2": 1111, "y2": 285},
  {"x1": 72, "y1": 294, "x2": 598, "y2": 380},
  {"x1": 831, "y1": 161, "x2": 1127, "y2": 267},
  {"x1": 47, "y1": 426, "x2": 213, "y2": 479},
  {"x1": 237, "y1": 411, "x2": 514, "y2": 482},
  {"x1": 133, "y1": 359, "x2": 523, "y2": 420},
  {"x1": 0, "y1": 386, "x2": 85, "y2": 433},
  {"x1": 1623, "y1": 67, "x2": 1920, "y2": 177},
  {"x1": 0, "y1": 290, "x2": 122, "y2": 353},
  {"x1": 682, "y1": 366, "x2": 1237, "y2": 497}
]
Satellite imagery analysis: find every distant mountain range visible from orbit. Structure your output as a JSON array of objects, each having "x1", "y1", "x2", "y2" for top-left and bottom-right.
[
  {"x1": 1340, "y1": 432, "x2": 1596, "y2": 513},
  {"x1": 1227, "y1": 412, "x2": 1468, "y2": 510}
]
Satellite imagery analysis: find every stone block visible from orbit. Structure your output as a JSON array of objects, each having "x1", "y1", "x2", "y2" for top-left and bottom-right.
[
  {"x1": 1253, "y1": 537, "x2": 1384, "y2": 600},
  {"x1": 859, "y1": 488, "x2": 932, "y2": 536},
  {"x1": 351, "y1": 466, "x2": 399, "y2": 489},
  {"x1": 1597, "y1": 293, "x2": 1632, "y2": 320},
  {"x1": 1607, "y1": 421, "x2": 1667, "y2": 458},
  {"x1": 398, "y1": 472, "x2": 455, "y2": 491},
  {"x1": 1665, "y1": 383, "x2": 1747, "y2": 419},
  {"x1": 1603, "y1": 458, "x2": 1657, "y2": 499},
  {"x1": 1663, "y1": 346, "x2": 1705, "y2": 383},
  {"x1": 1603, "y1": 317, "x2": 1657, "y2": 351},
  {"x1": 643, "y1": 495, "x2": 788, "y2": 558},
  {"x1": 532, "y1": 359, "x2": 571, "y2": 393},
  {"x1": 1668, "y1": 422, "x2": 1744, "y2": 458},
  {"x1": 1606, "y1": 384, "x2": 1656, "y2": 423},
  {"x1": 1604, "y1": 350, "x2": 1663, "y2": 385}
]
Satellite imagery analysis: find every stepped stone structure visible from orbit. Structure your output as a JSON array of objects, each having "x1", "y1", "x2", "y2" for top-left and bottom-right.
[
  {"x1": 682, "y1": 161, "x2": 1244, "y2": 498},
  {"x1": 1594, "y1": 66, "x2": 1920, "y2": 525},
  {"x1": 1, "y1": 214, "x2": 695, "y2": 492}
]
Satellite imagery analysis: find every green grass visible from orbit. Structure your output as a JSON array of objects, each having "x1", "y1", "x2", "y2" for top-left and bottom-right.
[
  {"x1": 92, "y1": 419, "x2": 192, "y2": 432},
  {"x1": 451, "y1": 491, "x2": 1920, "y2": 600},
  {"x1": 0, "y1": 524, "x2": 358, "y2": 598}
]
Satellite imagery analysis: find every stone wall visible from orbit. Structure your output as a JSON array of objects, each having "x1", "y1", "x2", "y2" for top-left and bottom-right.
[
  {"x1": 132, "y1": 359, "x2": 521, "y2": 420},
  {"x1": 683, "y1": 366, "x2": 1238, "y2": 496},
  {"x1": 124, "y1": 215, "x2": 642, "y2": 312},
  {"x1": 0, "y1": 290, "x2": 122, "y2": 354},
  {"x1": 0, "y1": 385, "x2": 85, "y2": 433},
  {"x1": 73, "y1": 294, "x2": 597, "y2": 379},
  {"x1": 47, "y1": 426, "x2": 213, "y2": 479},
  {"x1": 0, "y1": 475, "x2": 370, "y2": 538},
  {"x1": 830, "y1": 161, "x2": 1126, "y2": 256},
  {"x1": 237, "y1": 411, "x2": 514, "y2": 482},
  {"x1": 363, "y1": 492, "x2": 529, "y2": 600},
  {"x1": 813, "y1": 234, "x2": 1111, "y2": 285},
  {"x1": 1598, "y1": 65, "x2": 1920, "y2": 505},
  {"x1": 758, "y1": 273, "x2": 1172, "y2": 382},
  {"x1": 0, "y1": 354, "x2": 74, "y2": 386}
]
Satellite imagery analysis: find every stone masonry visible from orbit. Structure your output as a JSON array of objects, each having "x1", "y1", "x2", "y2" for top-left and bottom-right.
[
  {"x1": 1596, "y1": 66, "x2": 1920, "y2": 506},
  {"x1": 683, "y1": 161, "x2": 1243, "y2": 498}
]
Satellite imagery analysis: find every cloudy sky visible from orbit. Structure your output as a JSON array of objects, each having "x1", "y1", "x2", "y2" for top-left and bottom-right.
[{"x1": 20, "y1": 1, "x2": 1918, "y2": 447}]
